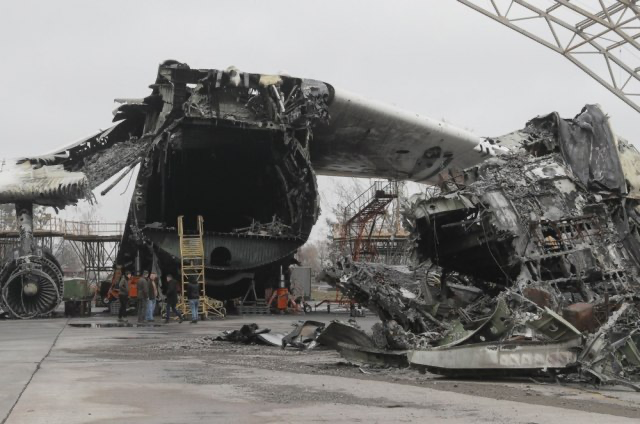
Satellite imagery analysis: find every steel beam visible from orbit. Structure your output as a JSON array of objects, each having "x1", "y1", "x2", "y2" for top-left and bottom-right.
[{"x1": 458, "y1": 0, "x2": 640, "y2": 114}]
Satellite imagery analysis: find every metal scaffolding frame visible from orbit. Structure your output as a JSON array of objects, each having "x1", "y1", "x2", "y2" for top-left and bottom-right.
[
  {"x1": 335, "y1": 181, "x2": 410, "y2": 264},
  {"x1": 68, "y1": 239, "x2": 120, "y2": 286},
  {"x1": 458, "y1": 0, "x2": 640, "y2": 113},
  {"x1": 0, "y1": 217, "x2": 124, "y2": 286}
]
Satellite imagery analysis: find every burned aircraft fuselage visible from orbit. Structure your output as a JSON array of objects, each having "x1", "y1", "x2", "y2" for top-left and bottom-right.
[
  {"x1": 115, "y1": 62, "x2": 332, "y2": 296},
  {"x1": 407, "y1": 105, "x2": 640, "y2": 304},
  {"x1": 2, "y1": 59, "x2": 487, "y2": 308}
]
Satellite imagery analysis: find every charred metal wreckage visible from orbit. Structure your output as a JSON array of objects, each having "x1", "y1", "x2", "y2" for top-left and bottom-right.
[
  {"x1": 325, "y1": 105, "x2": 640, "y2": 390},
  {"x1": 114, "y1": 62, "x2": 332, "y2": 298},
  {"x1": 0, "y1": 60, "x2": 489, "y2": 318}
]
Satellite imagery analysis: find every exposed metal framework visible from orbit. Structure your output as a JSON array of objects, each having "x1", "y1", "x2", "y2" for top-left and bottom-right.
[
  {"x1": 335, "y1": 181, "x2": 410, "y2": 264},
  {"x1": 68, "y1": 239, "x2": 120, "y2": 287},
  {"x1": 458, "y1": 0, "x2": 640, "y2": 113},
  {"x1": 0, "y1": 216, "x2": 124, "y2": 286}
]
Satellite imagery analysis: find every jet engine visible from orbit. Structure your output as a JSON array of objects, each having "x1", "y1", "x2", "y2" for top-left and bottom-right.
[{"x1": 0, "y1": 203, "x2": 64, "y2": 318}]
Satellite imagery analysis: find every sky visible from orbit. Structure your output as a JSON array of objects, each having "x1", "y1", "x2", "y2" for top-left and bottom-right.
[{"x1": 1, "y1": 1, "x2": 638, "y2": 238}]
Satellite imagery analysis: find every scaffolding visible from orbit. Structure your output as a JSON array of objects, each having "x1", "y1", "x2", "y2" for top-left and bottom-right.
[
  {"x1": 177, "y1": 215, "x2": 225, "y2": 319},
  {"x1": 335, "y1": 181, "x2": 410, "y2": 264},
  {"x1": 67, "y1": 238, "x2": 120, "y2": 286},
  {"x1": 0, "y1": 217, "x2": 124, "y2": 285}
]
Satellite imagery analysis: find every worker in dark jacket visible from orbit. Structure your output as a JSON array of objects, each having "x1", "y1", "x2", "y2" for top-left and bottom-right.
[
  {"x1": 147, "y1": 272, "x2": 159, "y2": 322},
  {"x1": 137, "y1": 271, "x2": 150, "y2": 323},
  {"x1": 187, "y1": 277, "x2": 200, "y2": 323},
  {"x1": 164, "y1": 274, "x2": 183, "y2": 323},
  {"x1": 117, "y1": 270, "x2": 131, "y2": 322}
]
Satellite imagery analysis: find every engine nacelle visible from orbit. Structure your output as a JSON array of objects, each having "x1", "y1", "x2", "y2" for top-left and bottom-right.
[{"x1": 0, "y1": 253, "x2": 63, "y2": 319}]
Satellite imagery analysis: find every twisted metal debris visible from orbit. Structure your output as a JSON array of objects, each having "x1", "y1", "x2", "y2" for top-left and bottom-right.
[{"x1": 325, "y1": 105, "x2": 640, "y2": 390}]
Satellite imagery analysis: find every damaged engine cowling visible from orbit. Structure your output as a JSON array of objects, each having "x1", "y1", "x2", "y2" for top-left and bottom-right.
[
  {"x1": 0, "y1": 254, "x2": 64, "y2": 319},
  {"x1": 0, "y1": 203, "x2": 63, "y2": 319}
]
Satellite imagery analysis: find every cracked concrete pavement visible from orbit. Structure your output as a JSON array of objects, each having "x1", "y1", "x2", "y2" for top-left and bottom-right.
[{"x1": 1, "y1": 314, "x2": 639, "y2": 423}]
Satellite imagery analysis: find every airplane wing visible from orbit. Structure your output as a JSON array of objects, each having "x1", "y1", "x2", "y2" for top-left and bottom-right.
[
  {"x1": 0, "y1": 67, "x2": 499, "y2": 210},
  {"x1": 311, "y1": 88, "x2": 499, "y2": 183},
  {"x1": 0, "y1": 117, "x2": 147, "y2": 208}
]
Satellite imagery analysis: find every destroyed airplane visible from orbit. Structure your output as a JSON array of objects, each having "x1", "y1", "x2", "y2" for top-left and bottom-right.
[
  {"x1": 325, "y1": 105, "x2": 640, "y2": 390},
  {"x1": 0, "y1": 60, "x2": 493, "y2": 318}
]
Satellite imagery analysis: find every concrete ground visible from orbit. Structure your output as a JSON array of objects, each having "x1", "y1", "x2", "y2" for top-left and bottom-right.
[{"x1": 1, "y1": 312, "x2": 639, "y2": 424}]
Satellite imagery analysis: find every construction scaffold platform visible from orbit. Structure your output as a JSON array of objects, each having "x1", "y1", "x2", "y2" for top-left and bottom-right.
[
  {"x1": 333, "y1": 180, "x2": 410, "y2": 264},
  {"x1": 0, "y1": 216, "x2": 124, "y2": 285}
]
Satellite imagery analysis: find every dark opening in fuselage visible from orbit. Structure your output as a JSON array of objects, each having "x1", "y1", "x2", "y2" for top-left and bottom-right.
[{"x1": 145, "y1": 126, "x2": 290, "y2": 234}]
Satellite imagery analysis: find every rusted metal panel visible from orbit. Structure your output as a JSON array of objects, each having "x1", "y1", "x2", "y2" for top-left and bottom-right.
[{"x1": 563, "y1": 303, "x2": 597, "y2": 333}]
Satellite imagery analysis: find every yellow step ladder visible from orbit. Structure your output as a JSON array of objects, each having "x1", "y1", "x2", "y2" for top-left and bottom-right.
[{"x1": 177, "y1": 215, "x2": 225, "y2": 319}]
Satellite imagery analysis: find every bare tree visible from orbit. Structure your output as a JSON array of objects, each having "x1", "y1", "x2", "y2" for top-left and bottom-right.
[
  {"x1": 318, "y1": 177, "x2": 419, "y2": 264},
  {"x1": 297, "y1": 238, "x2": 332, "y2": 273},
  {"x1": 0, "y1": 203, "x2": 53, "y2": 230},
  {"x1": 0, "y1": 204, "x2": 13, "y2": 231}
]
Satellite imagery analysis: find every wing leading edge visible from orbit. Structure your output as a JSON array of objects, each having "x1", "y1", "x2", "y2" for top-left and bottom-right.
[
  {"x1": 0, "y1": 118, "x2": 146, "y2": 208},
  {"x1": 311, "y1": 88, "x2": 495, "y2": 183}
]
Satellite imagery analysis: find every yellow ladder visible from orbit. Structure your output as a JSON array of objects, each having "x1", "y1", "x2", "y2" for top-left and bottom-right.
[{"x1": 177, "y1": 215, "x2": 225, "y2": 319}]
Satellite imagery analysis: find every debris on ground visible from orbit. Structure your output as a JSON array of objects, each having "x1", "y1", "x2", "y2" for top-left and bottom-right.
[
  {"x1": 216, "y1": 323, "x2": 272, "y2": 344},
  {"x1": 216, "y1": 321, "x2": 325, "y2": 349},
  {"x1": 282, "y1": 320, "x2": 325, "y2": 349},
  {"x1": 216, "y1": 319, "x2": 377, "y2": 353},
  {"x1": 316, "y1": 320, "x2": 375, "y2": 350},
  {"x1": 336, "y1": 343, "x2": 410, "y2": 369},
  {"x1": 321, "y1": 105, "x2": 640, "y2": 391}
]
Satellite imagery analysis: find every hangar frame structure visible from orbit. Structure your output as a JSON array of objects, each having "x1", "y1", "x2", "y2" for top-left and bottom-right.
[{"x1": 458, "y1": 0, "x2": 640, "y2": 113}]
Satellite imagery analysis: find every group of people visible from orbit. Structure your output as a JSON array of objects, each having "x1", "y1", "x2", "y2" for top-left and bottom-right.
[{"x1": 116, "y1": 270, "x2": 202, "y2": 324}]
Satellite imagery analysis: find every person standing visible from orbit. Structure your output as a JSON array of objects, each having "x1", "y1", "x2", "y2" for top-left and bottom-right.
[
  {"x1": 187, "y1": 277, "x2": 200, "y2": 324},
  {"x1": 136, "y1": 271, "x2": 149, "y2": 323},
  {"x1": 117, "y1": 270, "x2": 131, "y2": 322},
  {"x1": 164, "y1": 274, "x2": 183, "y2": 323},
  {"x1": 147, "y1": 272, "x2": 159, "y2": 322}
]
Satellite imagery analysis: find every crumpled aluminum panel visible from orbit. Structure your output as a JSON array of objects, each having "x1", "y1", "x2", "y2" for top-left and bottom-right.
[
  {"x1": 408, "y1": 338, "x2": 581, "y2": 373},
  {"x1": 317, "y1": 321, "x2": 375, "y2": 350}
]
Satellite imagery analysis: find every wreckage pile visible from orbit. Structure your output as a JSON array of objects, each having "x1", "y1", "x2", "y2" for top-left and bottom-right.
[
  {"x1": 323, "y1": 259, "x2": 640, "y2": 390},
  {"x1": 321, "y1": 105, "x2": 640, "y2": 390}
]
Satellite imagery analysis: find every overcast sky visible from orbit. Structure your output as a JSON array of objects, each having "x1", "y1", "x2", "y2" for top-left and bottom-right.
[{"x1": 1, "y1": 1, "x2": 638, "y2": 236}]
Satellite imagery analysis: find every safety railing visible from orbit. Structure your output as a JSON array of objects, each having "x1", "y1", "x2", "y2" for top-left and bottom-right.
[
  {"x1": 0, "y1": 216, "x2": 124, "y2": 237},
  {"x1": 342, "y1": 181, "x2": 398, "y2": 222},
  {"x1": 62, "y1": 221, "x2": 125, "y2": 237}
]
